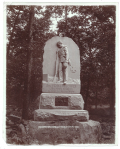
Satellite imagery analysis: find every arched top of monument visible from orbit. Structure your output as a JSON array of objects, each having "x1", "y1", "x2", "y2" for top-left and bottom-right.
[
  {"x1": 43, "y1": 36, "x2": 80, "y2": 80},
  {"x1": 44, "y1": 36, "x2": 79, "y2": 51}
]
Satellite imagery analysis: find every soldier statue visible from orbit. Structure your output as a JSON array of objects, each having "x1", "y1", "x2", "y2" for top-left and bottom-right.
[{"x1": 56, "y1": 41, "x2": 71, "y2": 84}]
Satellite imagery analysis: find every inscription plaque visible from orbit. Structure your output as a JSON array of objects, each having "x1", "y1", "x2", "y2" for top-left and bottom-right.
[{"x1": 55, "y1": 97, "x2": 68, "y2": 106}]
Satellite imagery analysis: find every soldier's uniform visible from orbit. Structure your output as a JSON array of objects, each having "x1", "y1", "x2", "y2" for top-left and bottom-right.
[{"x1": 58, "y1": 45, "x2": 69, "y2": 83}]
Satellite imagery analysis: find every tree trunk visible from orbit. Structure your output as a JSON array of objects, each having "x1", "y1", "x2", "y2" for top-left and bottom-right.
[
  {"x1": 95, "y1": 77, "x2": 99, "y2": 110},
  {"x1": 65, "y1": 6, "x2": 67, "y2": 35},
  {"x1": 108, "y1": 58, "x2": 115, "y2": 116},
  {"x1": 84, "y1": 76, "x2": 90, "y2": 110},
  {"x1": 109, "y1": 70, "x2": 115, "y2": 116},
  {"x1": 22, "y1": 6, "x2": 34, "y2": 120},
  {"x1": 84, "y1": 44, "x2": 92, "y2": 110}
]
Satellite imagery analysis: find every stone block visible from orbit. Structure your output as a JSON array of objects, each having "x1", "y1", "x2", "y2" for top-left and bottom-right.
[
  {"x1": 43, "y1": 74, "x2": 48, "y2": 82},
  {"x1": 34, "y1": 109, "x2": 89, "y2": 121},
  {"x1": 27, "y1": 120, "x2": 102, "y2": 144},
  {"x1": 40, "y1": 93, "x2": 84, "y2": 109},
  {"x1": 42, "y1": 82, "x2": 80, "y2": 94}
]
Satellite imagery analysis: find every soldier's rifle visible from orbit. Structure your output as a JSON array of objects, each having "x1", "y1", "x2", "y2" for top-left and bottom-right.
[{"x1": 53, "y1": 50, "x2": 58, "y2": 83}]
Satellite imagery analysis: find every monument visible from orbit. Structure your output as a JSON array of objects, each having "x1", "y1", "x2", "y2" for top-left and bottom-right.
[{"x1": 33, "y1": 36, "x2": 102, "y2": 144}]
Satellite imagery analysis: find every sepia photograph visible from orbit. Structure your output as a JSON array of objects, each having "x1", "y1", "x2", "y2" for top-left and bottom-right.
[{"x1": 4, "y1": 1, "x2": 118, "y2": 145}]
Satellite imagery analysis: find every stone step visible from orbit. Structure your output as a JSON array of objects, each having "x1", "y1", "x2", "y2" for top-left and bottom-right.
[
  {"x1": 27, "y1": 120, "x2": 102, "y2": 144},
  {"x1": 40, "y1": 93, "x2": 84, "y2": 110},
  {"x1": 34, "y1": 109, "x2": 89, "y2": 121}
]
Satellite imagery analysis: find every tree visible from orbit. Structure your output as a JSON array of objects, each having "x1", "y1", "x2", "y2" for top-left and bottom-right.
[
  {"x1": 22, "y1": 6, "x2": 34, "y2": 119},
  {"x1": 6, "y1": 5, "x2": 55, "y2": 119},
  {"x1": 57, "y1": 6, "x2": 115, "y2": 110}
]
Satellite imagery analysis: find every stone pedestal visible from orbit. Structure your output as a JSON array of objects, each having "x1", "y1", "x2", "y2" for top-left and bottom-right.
[
  {"x1": 34, "y1": 109, "x2": 89, "y2": 121},
  {"x1": 27, "y1": 120, "x2": 102, "y2": 144},
  {"x1": 33, "y1": 91, "x2": 102, "y2": 143},
  {"x1": 42, "y1": 82, "x2": 80, "y2": 94},
  {"x1": 39, "y1": 93, "x2": 84, "y2": 109}
]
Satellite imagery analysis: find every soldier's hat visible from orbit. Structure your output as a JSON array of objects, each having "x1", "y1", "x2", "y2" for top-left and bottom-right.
[{"x1": 56, "y1": 41, "x2": 63, "y2": 47}]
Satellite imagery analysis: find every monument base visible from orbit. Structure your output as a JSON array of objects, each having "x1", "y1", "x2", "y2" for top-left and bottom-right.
[
  {"x1": 40, "y1": 93, "x2": 84, "y2": 109},
  {"x1": 27, "y1": 120, "x2": 102, "y2": 144},
  {"x1": 34, "y1": 109, "x2": 89, "y2": 121},
  {"x1": 42, "y1": 82, "x2": 80, "y2": 94}
]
